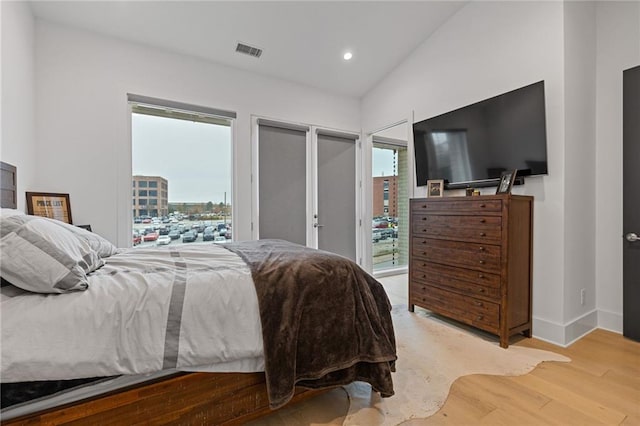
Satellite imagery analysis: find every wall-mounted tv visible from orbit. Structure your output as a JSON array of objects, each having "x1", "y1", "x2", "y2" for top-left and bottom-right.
[{"x1": 413, "y1": 81, "x2": 548, "y2": 188}]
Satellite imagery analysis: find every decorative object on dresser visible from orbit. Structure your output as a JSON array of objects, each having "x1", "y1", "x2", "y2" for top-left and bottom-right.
[
  {"x1": 427, "y1": 179, "x2": 444, "y2": 197},
  {"x1": 496, "y1": 169, "x2": 518, "y2": 194},
  {"x1": 409, "y1": 194, "x2": 533, "y2": 348}
]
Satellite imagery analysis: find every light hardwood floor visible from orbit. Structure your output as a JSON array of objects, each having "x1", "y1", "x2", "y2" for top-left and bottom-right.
[{"x1": 378, "y1": 275, "x2": 640, "y2": 425}]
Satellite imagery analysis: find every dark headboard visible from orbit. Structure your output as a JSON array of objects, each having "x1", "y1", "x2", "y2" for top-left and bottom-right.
[{"x1": 0, "y1": 161, "x2": 17, "y2": 209}]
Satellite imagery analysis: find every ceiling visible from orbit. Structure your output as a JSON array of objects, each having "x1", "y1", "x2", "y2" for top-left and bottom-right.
[{"x1": 29, "y1": 1, "x2": 467, "y2": 98}]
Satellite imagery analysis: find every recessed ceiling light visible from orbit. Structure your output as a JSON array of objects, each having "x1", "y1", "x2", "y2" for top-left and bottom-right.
[{"x1": 343, "y1": 52, "x2": 353, "y2": 61}]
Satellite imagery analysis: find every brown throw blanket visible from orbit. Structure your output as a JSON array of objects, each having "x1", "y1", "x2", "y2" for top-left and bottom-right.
[{"x1": 224, "y1": 239, "x2": 397, "y2": 409}]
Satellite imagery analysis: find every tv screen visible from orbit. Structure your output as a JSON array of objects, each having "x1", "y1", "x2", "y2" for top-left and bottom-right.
[{"x1": 413, "y1": 81, "x2": 548, "y2": 188}]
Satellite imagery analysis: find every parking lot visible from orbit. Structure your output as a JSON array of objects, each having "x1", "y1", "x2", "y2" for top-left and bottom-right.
[{"x1": 132, "y1": 219, "x2": 232, "y2": 248}]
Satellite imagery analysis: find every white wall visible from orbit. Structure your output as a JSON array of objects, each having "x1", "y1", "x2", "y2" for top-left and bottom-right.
[
  {"x1": 362, "y1": 0, "x2": 640, "y2": 344},
  {"x1": 362, "y1": 1, "x2": 568, "y2": 343},
  {"x1": 595, "y1": 1, "x2": 640, "y2": 332},
  {"x1": 1, "y1": 1, "x2": 36, "y2": 212},
  {"x1": 34, "y1": 21, "x2": 360, "y2": 246},
  {"x1": 562, "y1": 1, "x2": 597, "y2": 342}
]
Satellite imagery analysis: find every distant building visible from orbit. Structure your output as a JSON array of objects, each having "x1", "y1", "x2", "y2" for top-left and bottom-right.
[
  {"x1": 373, "y1": 175, "x2": 398, "y2": 217},
  {"x1": 132, "y1": 175, "x2": 168, "y2": 218}
]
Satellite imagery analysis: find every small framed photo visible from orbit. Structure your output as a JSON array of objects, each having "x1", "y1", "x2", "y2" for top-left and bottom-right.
[
  {"x1": 26, "y1": 192, "x2": 73, "y2": 224},
  {"x1": 496, "y1": 170, "x2": 518, "y2": 194},
  {"x1": 427, "y1": 179, "x2": 444, "y2": 197}
]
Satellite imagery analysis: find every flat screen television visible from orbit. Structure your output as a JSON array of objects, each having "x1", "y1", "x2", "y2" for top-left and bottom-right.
[{"x1": 413, "y1": 81, "x2": 548, "y2": 189}]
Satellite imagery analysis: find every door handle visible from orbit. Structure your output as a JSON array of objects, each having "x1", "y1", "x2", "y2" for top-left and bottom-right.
[
  {"x1": 314, "y1": 223, "x2": 324, "y2": 228},
  {"x1": 625, "y1": 232, "x2": 639, "y2": 242}
]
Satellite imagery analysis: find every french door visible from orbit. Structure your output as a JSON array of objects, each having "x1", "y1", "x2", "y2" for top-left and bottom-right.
[{"x1": 254, "y1": 118, "x2": 360, "y2": 262}]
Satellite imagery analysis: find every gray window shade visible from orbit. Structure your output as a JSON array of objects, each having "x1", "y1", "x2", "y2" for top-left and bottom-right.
[
  {"x1": 258, "y1": 125, "x2": 307, "y2": 245},
  {"x1": 317, "y1": 133, "x2": 356, "y2": 261},
  {"x1": 316, "y1": 128, "x2": 359, "y2": 140},
  {"x1": 128, "y1": 94, "x2": 235, "y2": 126},
  {"x1": 372, "y1": 135, "x2": 408, "y2": 148},
  {"x1": 256, "y1": 118, "x2": 309, "y2": 133}
]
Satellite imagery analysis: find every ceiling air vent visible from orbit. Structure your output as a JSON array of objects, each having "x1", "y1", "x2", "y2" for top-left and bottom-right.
[{"x1": 236, "y1": 42, "x2": 262, "y2": 58}]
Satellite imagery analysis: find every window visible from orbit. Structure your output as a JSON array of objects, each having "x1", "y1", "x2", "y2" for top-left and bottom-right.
[
  {"x1": 372, "y1": 139, "x2": 408, "y2": 272},
  {"x1": 138, "y1": 190, "x2": 147, "y2": 197},
  {"x1": 130, "y1": 94, "x2": 235, "y2": 247},
  {"x1": 139, "y1": 199, "x2": 147, "y2": 205}
]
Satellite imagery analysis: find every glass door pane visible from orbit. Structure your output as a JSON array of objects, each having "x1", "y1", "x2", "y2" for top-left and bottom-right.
[{"x1": 372, "y1": 143, "x2": 408, "y2": 272}]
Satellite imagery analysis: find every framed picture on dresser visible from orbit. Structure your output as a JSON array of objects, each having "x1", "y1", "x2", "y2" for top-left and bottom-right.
[
  {"x1": 427, "y1": 179, "x2": 444, "y2": 197},
  {"x1": 496, "y1": 170, "x2": 517, "y2": 194}
]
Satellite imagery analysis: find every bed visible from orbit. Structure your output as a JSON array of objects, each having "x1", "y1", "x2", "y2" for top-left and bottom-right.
[{"x1": 0, "y1": 162, "x2": 397, "y2": 425}]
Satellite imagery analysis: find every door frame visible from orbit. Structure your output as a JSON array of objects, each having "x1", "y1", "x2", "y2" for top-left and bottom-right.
[{"x1": 363, "y1": 111, "x2": 415, "y2": 275}]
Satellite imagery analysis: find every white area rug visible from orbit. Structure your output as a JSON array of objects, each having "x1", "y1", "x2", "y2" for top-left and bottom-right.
[{"x1": 251, "y1": 305, "x2": 569, "y2": 426}]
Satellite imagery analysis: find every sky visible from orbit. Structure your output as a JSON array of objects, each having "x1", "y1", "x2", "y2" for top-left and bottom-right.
[
  {"x1": 373, "y1": 148, "x2": 397, "y2": 177},
  {"x1": 132, "y1": 113, "x2": 232, "y2": 204}
]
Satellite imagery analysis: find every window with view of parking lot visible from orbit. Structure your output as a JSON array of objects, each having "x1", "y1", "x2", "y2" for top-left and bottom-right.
[
  {"x1": 130, "y1": 97, "x2": 234, "y2": 248},
  {"x1": 372, "y1": 140, "x2": 408, "y2": 272}
]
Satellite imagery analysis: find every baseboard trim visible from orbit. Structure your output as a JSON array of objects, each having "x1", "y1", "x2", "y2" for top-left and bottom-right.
[
  {"x1": 532, "y1": 309, "x2": 598, "y2": 347},
  {"x1": 532, "y1": 309, "x2": 624, "y2": 346},
  {"x1": 597, "y1": 309, "x2": 623, "y2": 334}
]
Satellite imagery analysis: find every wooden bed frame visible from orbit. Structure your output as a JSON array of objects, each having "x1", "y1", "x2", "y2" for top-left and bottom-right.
[{"x1": 0, "y1": 162, "x2": 325, "y2": 425}]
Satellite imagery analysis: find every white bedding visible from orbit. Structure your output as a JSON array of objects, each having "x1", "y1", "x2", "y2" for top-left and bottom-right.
[{"x1": 1, "y1": 244, "x2": 265, "y2": 383}]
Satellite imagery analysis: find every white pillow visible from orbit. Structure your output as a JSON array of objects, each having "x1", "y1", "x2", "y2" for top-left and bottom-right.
[
  {"x1": 0, "y1": 215, "x2": 104, "y2": 293},
  {"x1": 55, "y1": 221, "x2": 119, "y2": 258},
  {"x1": 0, "y1": 208, "x2": 25, "y2": 218}
]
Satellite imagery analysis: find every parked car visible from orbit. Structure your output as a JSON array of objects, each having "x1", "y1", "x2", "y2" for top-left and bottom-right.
[
  {"x1": 143, "y1": 231, "x2": 159, "y2": 242},
  {"x1": 133, "y1": 231, "x2": 142, "y2": 246},
  {"x1": 373, "y1": 229, "x2": 386, "y2": 243},
  {"x1": 168, "y1": 229, "x2": 181, "y2": 240},
  {"x1": 213, "y1": 236, "x2": 227, "y2": 244},
  {"x1": 157, "y1": 235, "x2": 171, "y2": 245},
  {"x1": 182, "y1": 231, "x2": 197, "y2": 243},
  {"x1": 203, "y1": 228, "x2": 216, "y2": 241}
]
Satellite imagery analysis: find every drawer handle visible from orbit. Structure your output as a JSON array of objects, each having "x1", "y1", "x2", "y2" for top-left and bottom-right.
[
  {"x1": 422, "y1": 275, "x2": 426, "y2": 279},
  {"x1": 480, "y1": 232, "x2": 486, "y2": 237},
  {"x1": 421, "y1": 286, "x2": 426, "y2": 291},
  {"x1": 422, "y1": 205, "x2": 427, "y2": 209},
  {"x1": 478, "y1": 273, "x2": 484, "y2": 278},
  {"x1": 479, "y1": 246, "x2": 485, "y2": 251},
  {"x1": 422, "y1": 252, "x2": 427, "y2": 256},
  {"x1": 476, "y1": 315, "x2": 484, "y2": 321},
  {"x1": 422, "y1": 228, "x2": 427, "y2": 232},
  {"x1": 474, "y1": 301, "x2": 483, "y2": 306},
  {"x1": 478, "y1": 288, "x2": 485, "y2": 293},
  {"x1": 480, "y1": 204, "x2": 486, "y2": 208},
  {"x1": 479, "y1": 260, "x2": 485, "y2": 264},
  {"x1": 480, "y1": 218, "x2": 486, "y2": 223},
  {"x1": 422, "y1": 217, "x2": 427, "y2": 221},
  {"x1": 421, "y1": 240, "x2": 427, "y2": 244},
  {"x1": 422, "y1": 263, "x2": 427, "y2": 267}
]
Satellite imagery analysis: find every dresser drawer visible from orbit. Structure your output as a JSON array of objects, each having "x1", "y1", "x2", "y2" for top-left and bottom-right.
[
  {"x1": 411, "y1": 285, "x2": 499, "y2": 332},
  {"x1": 412, "y1": 261, "x2": 501, "y2": 299},
  {"x1": 412, "y1": 238, "x2": 501, "y2": 273},
  {"x1": 410, "y1": 199, "x2": 502, "y2": 214},
  {"x1": 412, "y1": 214, "x2": 501, "y2": 244}
]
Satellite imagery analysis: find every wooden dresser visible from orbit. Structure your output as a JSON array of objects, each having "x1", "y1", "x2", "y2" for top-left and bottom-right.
[{"x1": 409, "y1": 194, "x2": 533, "y2": 348}]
